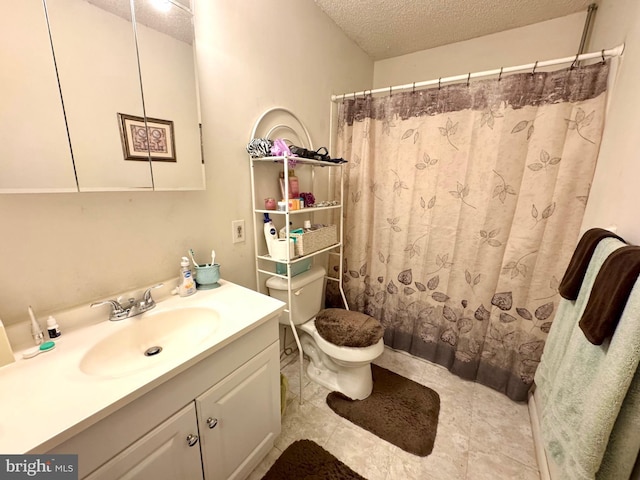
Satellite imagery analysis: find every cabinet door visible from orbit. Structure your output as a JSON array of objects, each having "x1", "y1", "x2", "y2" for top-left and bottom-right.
[
  {"x1": 0, "y1": 1, "x2": 77, "y2": 192},
  {"x1": 197, "y1": 342, "x2": 280, "y2": 480},
  {"x1": 85, "y1": 403, "x2": 203, "y2": 480},
  {"x1": 132, "y1": 0, "x2": 205, "y2": 191},
  {"x1": 45, "y1": 0, "x2": 153, "y2": 191}
]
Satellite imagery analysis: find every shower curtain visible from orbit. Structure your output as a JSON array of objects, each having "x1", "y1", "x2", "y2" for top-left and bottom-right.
[{"x1": 329, "y1": 62, "x2": 609, "y2": 401}]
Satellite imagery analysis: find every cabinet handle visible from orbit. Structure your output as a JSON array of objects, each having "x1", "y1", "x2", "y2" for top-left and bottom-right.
[
  {"x1": 186, "y1": 434, "x2": 199, "y2": 447},
  {"x1": 206, "y1": 417, "x2": 218, "y2": 429}
]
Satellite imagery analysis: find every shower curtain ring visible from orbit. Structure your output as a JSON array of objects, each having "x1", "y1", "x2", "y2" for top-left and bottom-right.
[
  {"x1": 498, "y1": 67, "x2": 503, "y2": 81},
  {"x1": 571, "y1": 53, "x2": 579, "y2": 69},
  {"x1": 601, "y1": 49, "x2": 606, "y2": 64},
  {"x1": 531, "y1": 61, "x2": 538, "y2": 75}
]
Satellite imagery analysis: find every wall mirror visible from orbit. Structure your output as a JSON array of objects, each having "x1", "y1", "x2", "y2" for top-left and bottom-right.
[
  {"x1": 47, "y1": 0, "x2": 153, "y2": 191},
  {"x1": 0, "y1": 0, "x2": 204, "y2": 193},
  {"x1": 132, "y1": 0, "x2": 204, "y2": 190}
]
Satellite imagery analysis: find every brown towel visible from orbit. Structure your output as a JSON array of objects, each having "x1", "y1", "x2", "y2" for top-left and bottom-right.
[
  {"x1": 579, "y1": 246, "x2": 640, "y2": 345},
  {"x1": 558, "y1": 228, "x2": 624, "y2": 300}
]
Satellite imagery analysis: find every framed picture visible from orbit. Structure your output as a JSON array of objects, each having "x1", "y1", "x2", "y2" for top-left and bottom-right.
[{"x1": 118, "y1": 113, "x2": 176, "y2": 162}]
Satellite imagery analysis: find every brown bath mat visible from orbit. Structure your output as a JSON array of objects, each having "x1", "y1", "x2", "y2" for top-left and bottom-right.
[
  {"x1": 261, "y1": 439, "x2": 366, "y2": 480},
  {"x1": 327, "y1": 364, "x2": 440, "y2": 456}
]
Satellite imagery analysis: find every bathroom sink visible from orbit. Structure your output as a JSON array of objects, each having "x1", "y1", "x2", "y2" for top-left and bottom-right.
[{"x1": 80, "y1": 307, "x2": 220, "y2": 378}]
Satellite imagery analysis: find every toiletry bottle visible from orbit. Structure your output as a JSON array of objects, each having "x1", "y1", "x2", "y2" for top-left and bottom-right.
[
  {"x1": 263, "y1": 213, "x2": 277, "y2": 256},
  {"x1": 46, "y1": 316, "x2": 61, "y2": 339},
  {"x1": 288, "y1": 169, "x2": 299, "y2": 198},
  {"x1": 178, "y1": 257, "x2": 197, "y2": 297},
  {"x1": 28, "y1": 306, "x2": 44, "y2": 345},
  {"x1": 0, "y1": 318, "x2": 15, "y2": 368}
]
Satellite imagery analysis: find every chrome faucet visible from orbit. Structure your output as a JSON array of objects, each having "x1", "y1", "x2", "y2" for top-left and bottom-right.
[{"x1": 91, "y1": 283, "x2": 164, "y2": 321}]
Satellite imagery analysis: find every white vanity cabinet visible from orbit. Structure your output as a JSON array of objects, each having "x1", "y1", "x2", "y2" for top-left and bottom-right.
[{"x1": 47, "y1": 318, "x2": 281, "y2": 480}]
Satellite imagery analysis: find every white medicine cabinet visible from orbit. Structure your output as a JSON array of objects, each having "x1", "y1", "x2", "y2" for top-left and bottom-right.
[{"x1": 0, "y1": 0, "x2": 204, "y2": 193}]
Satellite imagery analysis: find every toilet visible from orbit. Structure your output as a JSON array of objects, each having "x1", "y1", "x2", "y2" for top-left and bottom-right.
[{"x1": 266, "y1": 266, "x2": 384, "y2": 400}]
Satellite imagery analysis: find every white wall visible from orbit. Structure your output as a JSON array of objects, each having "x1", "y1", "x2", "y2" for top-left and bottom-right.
[
  {"x1": 0, "y1": 0, "x2": 372, "y2": 327},
  {"x1": 373, "y1": 13, "x2": 586, "y2": 88},
  {"x1": 580, "y1": 0, "x2": 640, "y2": 244}
]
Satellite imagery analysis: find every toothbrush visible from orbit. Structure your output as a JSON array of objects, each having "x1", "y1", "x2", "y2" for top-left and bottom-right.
[
  {"x1": 188, "y1": 249, "x2": 198, "y2": 267},
  {"x1": 211, "y1": 249, "x2": 216, "y2": 266}
]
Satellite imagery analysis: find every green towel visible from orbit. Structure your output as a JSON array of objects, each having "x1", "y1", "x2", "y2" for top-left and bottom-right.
[{"x1": 535, "y1": 237, "x2": 640, "y2": 479}]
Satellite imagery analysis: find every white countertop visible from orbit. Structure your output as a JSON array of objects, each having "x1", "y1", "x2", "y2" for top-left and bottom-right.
[{"x1": 0, "y1": 280, "x2": 285, "y2": 454}]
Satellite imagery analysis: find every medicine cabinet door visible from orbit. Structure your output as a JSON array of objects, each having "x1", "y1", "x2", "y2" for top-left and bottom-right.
[
  {"x1": 0, "y1": 1, "x2": 78, "y2": 193},
  {"x1": 132, "y1": 0, "x2": 204, "y2": 191},
  {"x1": 45, "y1": 0, "x2": 154, "y2": 191}
]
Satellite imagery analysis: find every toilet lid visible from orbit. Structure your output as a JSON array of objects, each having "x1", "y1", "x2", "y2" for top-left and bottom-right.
[{"x1": 315, "y1": 308, "x2": 384, "y2": 347}]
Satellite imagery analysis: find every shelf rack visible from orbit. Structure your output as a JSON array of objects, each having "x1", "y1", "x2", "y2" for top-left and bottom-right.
[{"x1": 248, "y1": 107, "x2": 347, "y2": 405}]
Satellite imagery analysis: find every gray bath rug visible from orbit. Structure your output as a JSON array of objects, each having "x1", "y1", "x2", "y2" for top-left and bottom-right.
[
  {"x1": 261, "y1": 439, "x2": 366, "y2": 480},
  {"x1": 327, "y1": 364, "x2": 440, "y2": 456}
]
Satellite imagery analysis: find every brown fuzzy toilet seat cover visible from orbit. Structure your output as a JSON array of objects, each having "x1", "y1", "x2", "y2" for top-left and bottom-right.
[{"x1": 315, "y1": 308, "x2": 384, "y2": 348}]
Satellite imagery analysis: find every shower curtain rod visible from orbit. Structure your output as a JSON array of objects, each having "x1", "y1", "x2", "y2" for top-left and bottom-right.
[{"x1": 331, "y1": 44, "x2": 625, "y2": 102}]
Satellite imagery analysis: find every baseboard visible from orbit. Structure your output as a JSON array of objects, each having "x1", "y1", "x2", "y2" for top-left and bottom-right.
[{"x1": 528, "y1": 387, "x2": 551, "y2": 480}]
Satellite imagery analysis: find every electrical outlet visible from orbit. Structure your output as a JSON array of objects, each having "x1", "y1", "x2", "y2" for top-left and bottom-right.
[{"x1": 232, "y1": 219, "x2": 245, "y2": 244}]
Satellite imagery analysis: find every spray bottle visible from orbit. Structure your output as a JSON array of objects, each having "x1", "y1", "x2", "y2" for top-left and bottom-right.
[
  {"x1": 263, "y1": 213, "x2": 277, "y2": 257},
  {"x1": 178, "y1": 257, "x2": 197, "y2": 297}
]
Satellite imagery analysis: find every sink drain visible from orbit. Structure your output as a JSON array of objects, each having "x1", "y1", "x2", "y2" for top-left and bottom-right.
[{"x1": 144, "y1": 346, "x2": 162, "y2": 357}]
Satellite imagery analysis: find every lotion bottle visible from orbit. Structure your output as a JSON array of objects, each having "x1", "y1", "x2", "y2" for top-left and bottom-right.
[
  {"x1": 178, "y1": 257, "x2": 197, "y2": 297},
  {"x1": 288, "y1": 169, "x2": 299, "y2": 198},
  {"x1": 263, "y1": 213, "x2": 277, "y2": 257}
]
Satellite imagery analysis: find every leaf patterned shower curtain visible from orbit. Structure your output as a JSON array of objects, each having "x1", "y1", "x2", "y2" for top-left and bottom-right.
[{"x1": 329, "y1": 63, "x2": 609, "y2": 401}]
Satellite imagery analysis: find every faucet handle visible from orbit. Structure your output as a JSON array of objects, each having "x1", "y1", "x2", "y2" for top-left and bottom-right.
[
  {"x1": 140, "y1": 283, "x2": 164, "y2": 311},
  {"x1": 143, "y1": 283, "x2": 164, "y2": 302},
  {"x1": 90, "y1": 299, "x2": 128, "y2": 320}
]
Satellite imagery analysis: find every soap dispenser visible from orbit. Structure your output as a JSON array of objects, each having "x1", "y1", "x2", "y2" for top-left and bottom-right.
[{"x1": 178, "y1": 256, "x2": 197, "y2": 297}]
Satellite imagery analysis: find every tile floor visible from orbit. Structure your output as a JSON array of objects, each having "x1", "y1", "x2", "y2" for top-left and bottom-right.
[{"x1": 247, "y1": 346, "x2": 540, "y2": 480}]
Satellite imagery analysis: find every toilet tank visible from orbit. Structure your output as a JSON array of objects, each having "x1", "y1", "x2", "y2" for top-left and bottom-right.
[{"x1": 266, "y1": 265, "x2": 326, "y2": 326}]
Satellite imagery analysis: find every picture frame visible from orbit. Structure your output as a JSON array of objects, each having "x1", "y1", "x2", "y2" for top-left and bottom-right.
[{"x1": 118, "y1": 113, "x2": 176, "y2": 162}]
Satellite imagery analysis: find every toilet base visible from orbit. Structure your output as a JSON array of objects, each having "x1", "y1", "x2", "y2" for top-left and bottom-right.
[
  {"x1": 306, "y1": 360, "x2": 373, "y2": 400},
  {"x1": 299, "y1": 329, "x2": 375, "y2": 400}
]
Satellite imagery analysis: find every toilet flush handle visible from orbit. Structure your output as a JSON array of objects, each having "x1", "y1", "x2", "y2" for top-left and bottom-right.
[{"x1": 294, "y1": 288, "x2": 304, "y2": 296}]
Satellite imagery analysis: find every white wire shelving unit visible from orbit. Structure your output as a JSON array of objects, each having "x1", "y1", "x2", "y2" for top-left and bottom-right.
[{"x1": 249, "y1": 107, "x2": 347, "y2": 405}]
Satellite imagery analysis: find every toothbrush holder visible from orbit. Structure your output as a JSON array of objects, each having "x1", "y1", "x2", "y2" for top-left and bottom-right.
[{"x1": 194, "y1": 264, "x2": 221, "y2": 290}]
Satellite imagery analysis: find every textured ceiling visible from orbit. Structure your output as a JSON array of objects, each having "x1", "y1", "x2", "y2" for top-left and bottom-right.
[
  {"x1": 313, "y1": 0, "x2": 594, "y2": 60},
  {"x1": 86, "y1": 0, "x2": 193, "y2": 44}
]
